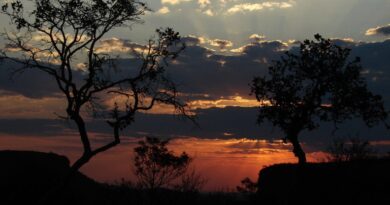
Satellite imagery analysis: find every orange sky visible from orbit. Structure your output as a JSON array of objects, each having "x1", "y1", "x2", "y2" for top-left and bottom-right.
[{"x1": 0, "y1": 134, "x2": 325, "y2": 191}]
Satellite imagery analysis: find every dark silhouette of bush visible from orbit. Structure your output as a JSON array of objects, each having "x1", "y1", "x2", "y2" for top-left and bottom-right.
[
  {"x1": 236, "y1": 177, "x2": 257, "y2": 193},
  {"x1": 327, "y1": 137, "x2": 376, "y2": 162},
  {"x1": 133, "y1": 137, "x2": 192, "y2": 190},
  {"x1": 175, "y1": 168, "x2": 208, "y2": 193},
  {"x1": 251, "y1": 34, "x2": 388, "y2": 165}
]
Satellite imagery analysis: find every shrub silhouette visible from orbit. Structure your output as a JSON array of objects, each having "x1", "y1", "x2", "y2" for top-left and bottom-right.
[
  {"x1": 175, "y1": 168, "x2": 207, "y2": 193},
  {"x1": 251, "y1": 34, "x2": 388, "y2": 165},
  {"x1": 236, "y1": 177, "x2": 257, "y2": 193},
  {"x1": 327, "y1": 137, "x2": 376, "y2": 162},
  {"x1": 133, "y1": 137, "x2": 192, "y2": 190}
]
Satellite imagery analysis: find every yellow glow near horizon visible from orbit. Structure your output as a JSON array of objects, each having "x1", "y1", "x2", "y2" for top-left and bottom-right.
[
  {"x1": 189, "y1": 96, "x2": 260, "y2": 109},
  {"x1": 104, "y1": 94, "x2": 262, "y2": 114},
  {"x1": 0, "y1": 135, "x2": 328, "y2": 191}
]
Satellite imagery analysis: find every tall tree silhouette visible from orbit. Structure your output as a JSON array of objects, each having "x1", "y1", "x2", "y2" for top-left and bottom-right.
[
  {"x1": 0, "y1": 0, "x2": 192, "y2": 171},
  {"x1": 251, "y1": 34, "x2": 388, "y2": 165}
]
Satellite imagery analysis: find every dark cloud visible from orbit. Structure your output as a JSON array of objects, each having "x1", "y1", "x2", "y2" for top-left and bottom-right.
[
  {"x1": 329, "y1": 38, "x2": 357, "y2": 47},
  {"x1": 0, "y1": 107, "x2": 262, "y2": 139},
  {"x1": 344, "y1": 39, "x2": 390, "y2": 104},
  {"x1": 162, "y1": 40, "x2": 287, "y2": 97},
  {"x1": 0, "y1": 107, "x2": 389, "y2": 151},
  {"x1": 1, "y1": 37, "x2": 390, "y2": 104},
  {"x1": 1, "y1": 36, "x2": 390, "y2": 151},
  {"x1": 0, "y1": 55, "x2": 98, "y2": 99},
  {"x1": 0, "y1": 118, "x2": 74, "y2": 136},
  {"x1": 0, "y1": 60, "x2": 62, "y2": 98},
  {"x1": 366, "y1": 24, "x2": 390, "y2": 36},
  {"x1": 1, "y1": 37, "x2": 390, "y2": 107},
  {"x1": 181, "y1": 36, "x2": 205, "y2": 46}
]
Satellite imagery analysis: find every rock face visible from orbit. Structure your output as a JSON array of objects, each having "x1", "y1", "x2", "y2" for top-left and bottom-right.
[
  {"x1": 0, "y1": 150, "x2": 105, "y2": 205},
  {"x1": 257, "y1": 159, "x2": 390, "y2": 205}
]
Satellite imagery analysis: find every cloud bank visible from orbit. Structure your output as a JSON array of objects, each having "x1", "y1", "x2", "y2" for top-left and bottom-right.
[
  {"x1": 1, "y1": 34, "x2": 390, "y2": 147},
  {"x1": 366, "y1": 24, "x2": 390, "y2": 36}
]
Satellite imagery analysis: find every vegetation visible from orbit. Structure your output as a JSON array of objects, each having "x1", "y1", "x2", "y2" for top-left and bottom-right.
[
  {"x1": 251, "y1": 34, "x2": 388, "y2": 164},
  {"x1": 327, "y1": 137, "x2": 376, "y2": 162},
  {"x1": 0, "y1": 2, "x2": 388, "y2": 204},
  {"x1": 3, "y1": 150, "x2": 390, "y2": 205},
  {"x1": 236, "y1": 177, "x2": 257, "y2": 193},
  {"x1": 134, "y1": 137, "x2": 191, "y2": 190},
  {"x1": 174, "y1": 168, "x2": 208, "y2": 193},
  {"x1": 134, "y1": 137, "x2": 206, "y2": 191},
  {"x1": 0, "y1": 0, "x2": 192, "y2": 171},
  {"x1": 0, "y1": 151, "x2": 254, "y2": 205}
]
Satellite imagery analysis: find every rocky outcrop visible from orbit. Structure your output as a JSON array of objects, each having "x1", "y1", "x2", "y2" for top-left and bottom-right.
[
  {"x1": 0, "y1": 150, "x2": 105, "y2": 205},
  {"x1": 257, "y1": 159, "x2": 390, "y2": 205}
]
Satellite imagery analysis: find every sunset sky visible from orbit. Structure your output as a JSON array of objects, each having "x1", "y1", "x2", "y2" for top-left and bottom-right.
[{"x1": 0, "y1": 0, "x2": 390, "y2": 190}]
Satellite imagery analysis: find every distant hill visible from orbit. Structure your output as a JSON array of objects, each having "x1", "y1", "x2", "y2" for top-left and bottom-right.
[{"x1": 257, "y1": 159, "x2": 390, "y2": 205}]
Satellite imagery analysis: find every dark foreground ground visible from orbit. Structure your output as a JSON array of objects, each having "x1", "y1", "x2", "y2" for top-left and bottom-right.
[
  {"x1": 257, "y1": 159, "x2": 390, "y2": 205},
  {"x1": 0, "y1": 150, "x2": 389, "y2": 205}
]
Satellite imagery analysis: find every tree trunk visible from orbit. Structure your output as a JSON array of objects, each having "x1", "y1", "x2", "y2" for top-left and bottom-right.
[
  {"x1": 70, "y1": 117, "x2": 121, "y2": 172},
  {"x1": 70, "y1": 114, "x2": 93, "y2": 172},
  {"x1": 289, "y1": 135, "x2": 307, "y2": 165},
  {"x1": 70, "y1": 153, "x2": 92, "y2": 172}
]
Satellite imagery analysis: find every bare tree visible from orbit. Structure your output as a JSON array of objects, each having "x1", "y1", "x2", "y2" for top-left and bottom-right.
[
  {"x1": 0, "y1": 0, "x2": 192, "y2": 171},
  {"x1": 251, "y1": 34, "x2": 388, "y2": 165},
  {"x1": 133, "y1": 137, "x2": 192, "y2": 190}
]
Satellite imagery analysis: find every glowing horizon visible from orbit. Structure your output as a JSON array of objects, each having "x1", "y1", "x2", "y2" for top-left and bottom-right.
[{"x1": 0, "y1": 134, "x2": 328, "y2": 191}]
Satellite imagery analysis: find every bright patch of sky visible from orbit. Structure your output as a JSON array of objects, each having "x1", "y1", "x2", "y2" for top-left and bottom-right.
[
  {"x1": 118, "y1": 0, "x2": 390, "y2": 45},
  {"x1": 1, "y1": 0, "x2": 389, "y2": 46}
]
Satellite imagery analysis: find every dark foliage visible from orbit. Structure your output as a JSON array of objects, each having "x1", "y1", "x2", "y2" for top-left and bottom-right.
[
  {"x1": 251, "y1": 34, "x2": 388, "y2": 164},
  {"x1": 236, "y1": 177, "x2": 257, "y2": 193},
  {"x1": 133, "y1": 137, "x2": 191, "y2": 190},
  {"x1": 327, "y1": 137, "x2": 376, "y2": 162},
  {"x1": 174, "y1": 168, "x2": 208, "y2": 193},
  {"x1": 0, "y1": 0, "x2": 193, "y2": 171}
]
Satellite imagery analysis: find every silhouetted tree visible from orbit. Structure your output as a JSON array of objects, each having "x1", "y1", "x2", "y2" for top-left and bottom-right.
[
  {"x1": 0, "y1": 0, "x2": 192, "y2": 171},
  {"x1": 134, "y1": 137, "x2": 191, "y2": 190},
  {"x1": 327, "y1": 137, "x2": 376, "y2": 162},
  {"x1": 251, "y1": 34, "x2": 388, "y2": 165}
]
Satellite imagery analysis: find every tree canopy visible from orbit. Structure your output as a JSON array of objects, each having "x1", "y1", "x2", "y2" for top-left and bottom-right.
[
  {"x1": 251, "y1": 34, "x2": 388, "y2": 164},
  {"x1": 0, "y1": 0, "x2": 193, "y2": 171}
]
